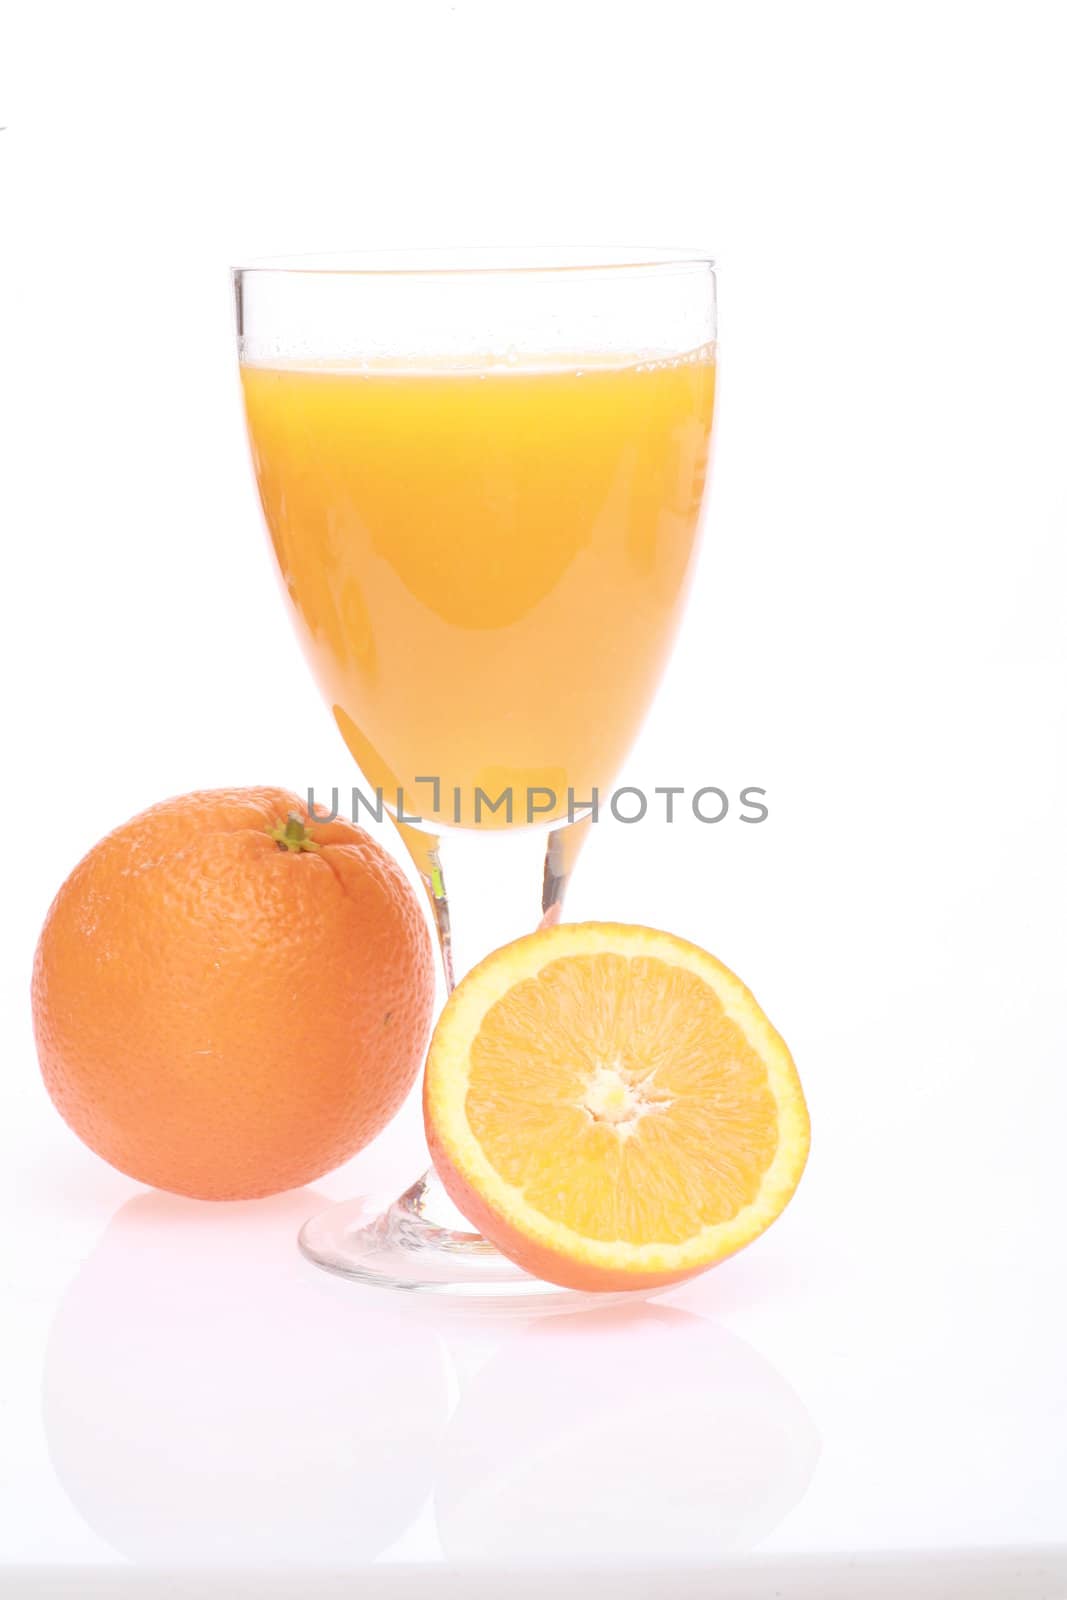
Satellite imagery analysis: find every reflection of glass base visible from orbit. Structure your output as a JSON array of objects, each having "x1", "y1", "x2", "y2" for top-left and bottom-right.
[{"x1": 298, "y1": 1170, "x2": 656, "y2": 1314}]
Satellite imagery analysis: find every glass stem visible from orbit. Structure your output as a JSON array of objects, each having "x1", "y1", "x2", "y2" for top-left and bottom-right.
[{"x1": 393, "y1": 815, "x2": 592, "y2": 994}]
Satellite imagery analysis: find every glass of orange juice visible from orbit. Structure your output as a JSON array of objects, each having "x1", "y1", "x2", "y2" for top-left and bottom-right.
[{"x1": 234, "y1": 250, "x2": 717, "y2": 1302}]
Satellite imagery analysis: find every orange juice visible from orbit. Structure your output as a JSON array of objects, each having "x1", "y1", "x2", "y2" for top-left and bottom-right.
[{"x1": 240, "y1": 351, "x2": 716, "y2": 828}]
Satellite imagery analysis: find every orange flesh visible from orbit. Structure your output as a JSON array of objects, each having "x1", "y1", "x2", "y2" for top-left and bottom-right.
[{"x1": 467, "y1": 953, "x2": 779, "y2": 1246}]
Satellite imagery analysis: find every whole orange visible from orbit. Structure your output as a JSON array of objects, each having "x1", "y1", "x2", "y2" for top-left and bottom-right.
[{"x1": 31, "y1": 788, "x2": 435, "y2": 1199}]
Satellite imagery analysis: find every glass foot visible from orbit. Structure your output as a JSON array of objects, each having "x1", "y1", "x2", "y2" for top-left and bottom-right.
[{"x1": 298, "y1": 1170, "x2": 656, "y2": 1313}]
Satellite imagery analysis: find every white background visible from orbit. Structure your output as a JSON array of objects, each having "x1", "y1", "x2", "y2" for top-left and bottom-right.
[{"x1": 1, "y1": 0, "x2": 1066, "y2": 1588}]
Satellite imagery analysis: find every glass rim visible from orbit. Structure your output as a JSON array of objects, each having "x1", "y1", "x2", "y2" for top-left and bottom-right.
[{"x1": 231, "y1": 246, "x2": 716, "y2": 279}]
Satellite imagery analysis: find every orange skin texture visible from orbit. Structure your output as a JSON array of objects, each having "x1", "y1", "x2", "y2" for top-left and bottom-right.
[
  {"x1": 425, "y1": 1095, "x2": 716, "y2": 1293},
  {"x1": 32, "y1": 788, "x2": 434, "y2": 1200}
]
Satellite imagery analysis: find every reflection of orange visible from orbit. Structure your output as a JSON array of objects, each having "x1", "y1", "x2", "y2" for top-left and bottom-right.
[
  {"x1": 436, "y1": 1305, "x2": 820, "y2": 1561},
  {"x1": 425, "y1": 923, "x2": 809, "y2": 1291},
  {"x1": 32, "y1": 787, "x2": 434, "y2": 1199},
  {"x1": 44, "y1": 1190, "x2": 450, "y2": 1563}
]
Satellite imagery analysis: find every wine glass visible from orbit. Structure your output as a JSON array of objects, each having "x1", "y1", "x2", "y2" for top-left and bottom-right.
[{"x1": 233, "y1": 248, "x2": 717, "y2": 1302}]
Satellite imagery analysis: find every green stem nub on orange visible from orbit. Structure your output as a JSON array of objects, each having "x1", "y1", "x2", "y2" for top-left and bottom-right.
[{"x1": 268, "y1": 812, "x2": 321, "y2": 853}]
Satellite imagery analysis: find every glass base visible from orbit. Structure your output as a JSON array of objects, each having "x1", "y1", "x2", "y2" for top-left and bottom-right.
[
  {"x1": 298, "y1": 819, "x2": 653, "y2": 1312},
  {"x1": 298, "y1": 1170, "x2": 656, "y2": 1314}
]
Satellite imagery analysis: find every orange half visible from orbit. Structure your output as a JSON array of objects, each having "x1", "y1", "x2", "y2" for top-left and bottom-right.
[{"x1": 424, "y1": 923, "x2": 810, "y2": 1292}]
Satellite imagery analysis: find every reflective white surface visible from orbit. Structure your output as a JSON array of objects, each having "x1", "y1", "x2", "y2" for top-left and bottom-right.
[{"x1": 4, "y1": 1058, "x2": 1066, "y2": 1594}]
